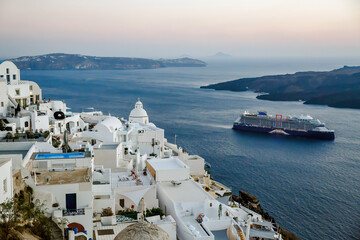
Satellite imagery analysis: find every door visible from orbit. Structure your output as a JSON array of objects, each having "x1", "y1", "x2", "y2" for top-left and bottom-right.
[{"x1": 66, "y1": 193, "x2": 77, "y2": 210}]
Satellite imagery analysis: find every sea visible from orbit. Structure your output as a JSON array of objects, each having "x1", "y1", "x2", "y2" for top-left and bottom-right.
[{"x1": 22, "y1": 57, "x2": 360, "y2": 240}]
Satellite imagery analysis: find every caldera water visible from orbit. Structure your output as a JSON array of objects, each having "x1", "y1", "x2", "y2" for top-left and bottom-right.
[{"x1": 22, "y1": 57, "x2": 360, "y2": 240}]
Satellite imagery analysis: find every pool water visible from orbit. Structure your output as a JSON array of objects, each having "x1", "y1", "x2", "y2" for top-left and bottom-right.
[{"x1": 35, "y1": 152, "x2": 85, "y2": 160}]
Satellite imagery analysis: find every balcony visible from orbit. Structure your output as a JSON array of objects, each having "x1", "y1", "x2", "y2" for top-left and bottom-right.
[{"x1": 63, "y1": 208, "x2": 85, "y2": 216}]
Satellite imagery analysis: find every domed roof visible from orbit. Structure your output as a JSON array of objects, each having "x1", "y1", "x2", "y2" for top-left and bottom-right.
[
  {"x1": 129, "y1": 99, "x2": 148, "y2": 118},
  {"x1": 114, "y1": 222, "x2": 171, "y2": 240},
  {"x1": 94, "y1": 116, "x2": 122, "y2": 133}
]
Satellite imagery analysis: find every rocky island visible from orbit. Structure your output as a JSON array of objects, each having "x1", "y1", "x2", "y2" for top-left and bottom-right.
[
  {"x1": 201, "y1": 66, "x2": 360, "y2": 109},
  {"x1": 5, "y1": 53, "x2": 207, "y2": 70}
]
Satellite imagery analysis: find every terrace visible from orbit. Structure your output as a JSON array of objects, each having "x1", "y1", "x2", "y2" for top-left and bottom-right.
[{"x1": 111, "y1": 169, "x2": 154, "y2": 188}]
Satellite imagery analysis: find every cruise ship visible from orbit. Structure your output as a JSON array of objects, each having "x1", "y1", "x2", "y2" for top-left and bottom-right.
[{"x1": 233, "y1": 111, "x2": 335, "y2": 140}]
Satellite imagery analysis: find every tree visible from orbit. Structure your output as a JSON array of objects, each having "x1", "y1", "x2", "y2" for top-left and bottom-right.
[
  {"x1": 0, "y1": 198, "x2": 21, "y2": 239},
  {"x1": 0, "y1": 186, "x2": 53, "y2": 240}
]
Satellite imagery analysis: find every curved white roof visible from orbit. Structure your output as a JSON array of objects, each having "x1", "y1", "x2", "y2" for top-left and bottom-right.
[
  {"x1": 0, "y1": 61, "x2": 18, "y2": 69},
  {"x1": 95, "y1": 116, "x2": 122, "y2": 133},
  {"x1": 129, "y1": 99, "x2": 148, "y2": 118}
]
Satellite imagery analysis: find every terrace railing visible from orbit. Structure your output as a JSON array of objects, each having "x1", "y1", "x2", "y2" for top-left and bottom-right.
[{"x1": 63, "y1": 208, "x2": 85, "y2": 216}]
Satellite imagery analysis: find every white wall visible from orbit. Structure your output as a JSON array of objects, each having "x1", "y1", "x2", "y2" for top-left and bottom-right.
[
  {"x1": 7, "y1": 115, "x2": 31, "y2": 131},
  {"x1": 93, "y1": 197, "x2": 115, "y2": 214},
  {"x1": 187, "y1": 155, "x2": 205, "y2": 176},
  {"x1": 0, "y1": 81, "x2": 9, "y2": 117},
  {"x1": 156, "y1": 218, "x2": 177, "y2": 240},
  {"x1": 0, "y1": 61, "x2": 20, "y2": 85},
  {"x1": 94, "y1": 145, "x2": 121, "y2": 169},
  {"x1": 32, "y1": 112, "x2": 49, "y2": 132},
  {"x1": 0, "y1": 158, "x2": 13, "y2": 203},
  {"x1": 7, "y1": 84, "x2": 30, "y2": 107}
]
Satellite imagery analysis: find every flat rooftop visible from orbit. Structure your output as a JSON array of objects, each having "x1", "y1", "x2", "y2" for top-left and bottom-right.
[
  {"x1": 34, "y1": 169, "x2": 91, "y2": 185},
  {"x1": 147, "y1": 157, "x2": 188, "y2": 171},
  {"x1": 158, "y1": 179, "x2": 212, "y2": 202},
  {"x1": 0, "y1": 150, "x2": 28, "y2": 158},
  {"x1": 111, "y1": 170, "x2": 153, "y2": 188}
]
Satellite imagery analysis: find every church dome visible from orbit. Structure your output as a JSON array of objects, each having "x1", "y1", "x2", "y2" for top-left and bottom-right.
[
  {"x1": 114, "y1": 222, "x2": 171, "y2": 240},
  {"x1": 129, "y1": 98, "x2": 149, "y2": 124},
  {"x1": 130, "y1": 99, "x2": 148, "y2": 118}
]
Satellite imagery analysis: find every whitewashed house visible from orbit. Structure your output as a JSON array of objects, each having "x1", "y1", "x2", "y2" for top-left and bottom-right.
[{"x1": 0, "y1": 157, "x2": 13, "y2": 204}]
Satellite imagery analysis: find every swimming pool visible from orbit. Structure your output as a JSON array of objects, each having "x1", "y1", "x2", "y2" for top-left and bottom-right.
[{"x1": 35, "y1": 152, "x2": 85, "y2": 160}]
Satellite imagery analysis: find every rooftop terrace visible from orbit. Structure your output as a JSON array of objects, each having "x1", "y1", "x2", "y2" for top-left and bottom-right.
[{"x1": 34, "y1": 168, "x2": 91, "y2": 185}]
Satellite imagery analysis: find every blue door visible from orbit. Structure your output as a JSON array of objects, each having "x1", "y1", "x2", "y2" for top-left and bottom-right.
[{"x1": 66, "y1": 193, "x2": 77, "y2": 210}]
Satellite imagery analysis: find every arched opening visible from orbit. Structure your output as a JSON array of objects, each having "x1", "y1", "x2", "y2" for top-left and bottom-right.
[{"x1": 67, "y1": 222, "x2": 85, "y2": 233}]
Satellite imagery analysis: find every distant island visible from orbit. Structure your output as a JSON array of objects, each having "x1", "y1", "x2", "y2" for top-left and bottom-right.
[
  {"x1": 4, "y1": 53, "x2": 207, "y2": 70},
  {"x1": 201, "y1": 66, "x2": 360, "y2": 109}
]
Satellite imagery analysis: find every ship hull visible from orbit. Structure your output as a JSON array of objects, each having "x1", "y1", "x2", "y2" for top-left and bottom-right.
[{"x1": 233, "y1": 124, "x2": 335, "y2": 140}]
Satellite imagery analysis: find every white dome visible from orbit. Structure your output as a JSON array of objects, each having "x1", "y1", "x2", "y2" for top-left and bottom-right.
[
  {"x1": 129, "y1": 99, "x2": 148, "y2": 118},
  {"x1": 114, "y1": 222, "x2": 171, "y2": 240},
  {"x1": 130, "y1": 108, "x2": 148, "y2": 118},
  {"x1": 94, "y1": 116, "x2": 122, "y2": 133}
]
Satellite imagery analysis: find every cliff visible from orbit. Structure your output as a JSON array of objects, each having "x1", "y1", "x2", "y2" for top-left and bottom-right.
[
  {"x1": 201, "y1": 66, "x2": 360, "y2": 109},
  {"x1": 232, "y1": 191, "x2": 301, "y2": 240},
  {"x1": 5, "y1": 53, "x2": 206, "y2": 70}
]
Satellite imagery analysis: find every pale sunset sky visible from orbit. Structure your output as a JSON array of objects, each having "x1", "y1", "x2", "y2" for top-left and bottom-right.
[{"x1": 0, "y1": 0, "x2": 359, "y2": 58}]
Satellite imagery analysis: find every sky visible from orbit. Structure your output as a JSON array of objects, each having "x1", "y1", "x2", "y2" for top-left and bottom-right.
[{"x1": 0, "y1": 0, "x2": 359, "y2": 59}]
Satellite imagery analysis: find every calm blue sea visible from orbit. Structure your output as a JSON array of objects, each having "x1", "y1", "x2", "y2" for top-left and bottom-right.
[{"x1": 22, "y1": 57, "x2": 360, "y2": 240}]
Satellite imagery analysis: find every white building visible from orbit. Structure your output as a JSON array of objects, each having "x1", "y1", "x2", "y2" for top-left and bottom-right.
[
  {"x1": 0, "y1": 157, "x2": 13, "y2": 203},
  {"x1": 0, "y1": 61, "x2": 42, "y2": 109},
  {"x1": 31, "y1": 152, "x2": 93, "y2": 240}
]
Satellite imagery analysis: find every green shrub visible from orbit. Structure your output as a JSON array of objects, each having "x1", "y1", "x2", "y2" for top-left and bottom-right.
[{"x1": 146, "y1": 207, "x2": 164, "y2": 217}]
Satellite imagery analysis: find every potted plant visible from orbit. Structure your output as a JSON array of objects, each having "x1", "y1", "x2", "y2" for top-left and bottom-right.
[{"x1": 100, "y1": 207, "x2": 116, "y2": 226}]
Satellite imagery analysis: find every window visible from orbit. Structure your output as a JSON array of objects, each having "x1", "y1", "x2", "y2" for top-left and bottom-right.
[
  {"x1": 0, "y1": 75, "x2": 3, "y2": 78},
  {"x1": 1, "y1": 102, "x2": 3, "y2": 107},
  {"x1": 119, "y1": 199, "x2": 125, "y2": 208},
  {"x1": 15, "y1": 89, "x2": 20, "y2": 96},
  {"x1": 3, "y1": 178, "x2": 7, "y2": 193},
  {"x1": 13, "y1": 74, "x2": 16, "y2": 80},
  {"x1": 36, "y1": 95, "x2": 40, "y2": 102},
  {"x1": 24, "y1": 121, "x2": 29, "y2": 128},
  {"x1": 29, "y1": 85, "x2": 33, "y2": 90},
  {"x1": 6, "y1": 68, "x2": 9, "y2": 74},
  {"x1": 6, "y1": 75, "x2": 10, "y2": 84}
]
